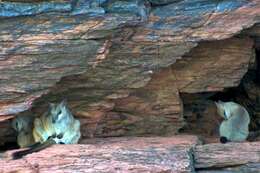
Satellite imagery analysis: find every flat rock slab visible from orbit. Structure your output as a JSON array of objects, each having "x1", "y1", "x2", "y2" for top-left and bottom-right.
[
  {"x1": 197, "y1": 163, "x2": 260, "y2": 173},
  {"x1": 0, "y1": 135, "x2": 199, "y2": 173},
  {"x1": 194, "y1": 142, "x2": 260, "y2": 169}
]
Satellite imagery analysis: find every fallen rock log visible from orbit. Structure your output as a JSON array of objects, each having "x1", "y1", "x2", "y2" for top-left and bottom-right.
[
  {"x1": 194, "y1": 142, "x2": 260, "y2": 169},
  {"x1": 0, "y1": 136, "x2": 199, "y2": 173},
  {"x1": 3, "y1": 136, "x2": 260, "y2": 172}
]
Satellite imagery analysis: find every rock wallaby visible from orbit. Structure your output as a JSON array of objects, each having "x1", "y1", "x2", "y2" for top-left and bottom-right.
[
  {"x1": 11, "y1": 100, "x2": 81, "y2": 159},
  {"x1": 11, "y1": 115, "x2": 35, "y2": 148},
  {"x1": 215, "y1": 101, "x2": 250, "y2": 143}
]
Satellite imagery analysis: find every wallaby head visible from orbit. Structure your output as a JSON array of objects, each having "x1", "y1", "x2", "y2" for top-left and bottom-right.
[
  {"x1": 215, "y1": 100, "x2": 231, "y2": 120},
  {"x1": 12, "y1": 115, "x2": 33, "y2": 132},
  {"x1": 217, "y1": 101, "x2": 250, "y2": 143},
  {"x1": 12, "y1": 117, "x2": 23, "y2": 132},
  {"x1": 215, "y1": 101, "x2": 226, "y2": 119},
  {"x1": 49, "y1": 99, "x2": 72, "y2": 124},
  {"x1": 11, "y1": 99, "x2": 80, "y2": 159},
  {"x1": 45, "y1": 99, "x2": 80, "y2": 144}
]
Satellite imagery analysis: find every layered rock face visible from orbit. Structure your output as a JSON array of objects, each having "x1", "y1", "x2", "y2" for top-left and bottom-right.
[
  {"x1": 0, "y1": 1, "x2": 260, "y2": 173},
  {"x1": 0, "y1": 0, "x2": 260, "y2": 140}
]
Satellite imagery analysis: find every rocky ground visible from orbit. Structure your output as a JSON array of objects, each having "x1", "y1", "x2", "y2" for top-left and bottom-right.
[{"x1": 1, "y1": 136, "x2": 260, "y2": 173}]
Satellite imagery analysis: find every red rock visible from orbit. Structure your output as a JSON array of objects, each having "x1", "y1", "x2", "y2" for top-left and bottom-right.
[
  {"x1": 194, "y1": 142, "x2": 260, "y2": 169},
  {"x1": 1, "y1": 136, "x2": 199, "y2": 173}
]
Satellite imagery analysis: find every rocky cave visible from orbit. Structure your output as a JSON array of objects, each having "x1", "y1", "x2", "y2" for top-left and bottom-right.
[{"x1": 0, "y1": 0, "x2": 260, "y2": 172}]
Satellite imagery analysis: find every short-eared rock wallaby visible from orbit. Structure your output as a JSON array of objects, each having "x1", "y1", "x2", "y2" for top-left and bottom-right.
[
  {"x1": 11, "y1": 100, "x2": 81, "y2": 159},
  {"x1": 215, "y1": 101, "x2": 250, "y2": 143}
]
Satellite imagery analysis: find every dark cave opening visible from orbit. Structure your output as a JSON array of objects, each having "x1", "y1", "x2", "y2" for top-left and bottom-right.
[
  {"x1": 0, "y1": 119, "x2": 19, "y2": 152},
  {"x1": 0, "y1": 113, "x2": 40, "y2": 152},
  {"x1": 179, "y1": 45, "x2": 260, "y2": 142},
  {"x1": 0, "y1": 142, "x2": 19, "y2": 152},
  {"x1": 255, "y1": 48, "x2": 260, "y2": 84}
]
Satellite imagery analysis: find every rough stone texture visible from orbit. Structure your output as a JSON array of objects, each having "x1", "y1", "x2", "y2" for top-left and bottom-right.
[
  {"x1": 243, "y1": 24, "x2": 260, "y2": 55},
  {"x1": 172, "y1": 37, "x2": 254, "y2": 93},
  {"x1": 1, "y1": 1, "x2": 260, "y2": 172},
  {"x1": 194, "y1": 142, "x2": 260, "y2": 169},
  {"x1": 0, "y1": 0, "x2": 260, "y2": 139},
  {"x1": 0, "y1": 0, "x2": 71, "y2": 17},
  {"x1": 0, "y1": 136, "x2": 199, "y2": 173},
  {"x1": 3, "y1": 136, "x2": 260, "y2": 172},
  {"x1": 148, "y1": 0, "x2": 180, "y2": 5},
  {"x1": 197, "y1": 163, "x2": 260, "y2": 173}
]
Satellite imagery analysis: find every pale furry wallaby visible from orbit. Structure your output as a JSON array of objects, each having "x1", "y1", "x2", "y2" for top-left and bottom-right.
[
  {"x1": 33, "y1": 100, "x2": 81, "y2": 145},
  {"x1": 215, "y1": 101, "x2": 250, "y2": 143},
  {"x1": 11, "y1": 115, "x2": 35, "y2": 148},
  {"x1": 11, "y1": 100, "x2": 81, "y2": 159}
]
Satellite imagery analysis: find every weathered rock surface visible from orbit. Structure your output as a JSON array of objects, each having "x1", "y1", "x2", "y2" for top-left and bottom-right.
[
  {"x1": 0, "y1": 0, "x2": 71, "y2": 17},
  {"x1": 2, "y1": 136, "x2": 260, "y2": 173},
  {"x1": 0, "y1": 136, "x2": 199, "y2": 173},
  {"x1": 194, "y1": 142, "x2": 260, "y2": 169},
  {"x1": 197, "y1": 163, "x2": 260, "y2": 173},
  {"x1": 172, "y1": 37, "x2": 254, "y2": 93},
  {"x1": 1, "y1": 1, "x2": 260, "y2": 172},
  {"x1": 148, "y1": 0, "x2": 179, "y2": 5},
  {"x1": 0, "y1": 0, "x2": 260, "y2": 139}
]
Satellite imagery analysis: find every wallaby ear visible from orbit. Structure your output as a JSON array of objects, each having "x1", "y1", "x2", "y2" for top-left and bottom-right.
[
  {"x1": 11, "y1": 118, "x2": 19, "y2": 131},
  {"x1": 60, "y1": 99, "x2": 67, "y2": 107},
  {"x1": 49, "y1": 103, "x2": 55, "y2": 110},
  {"x1": 215, "y1": 100, "x2": 224, "y2": 107},
  {"x1": 218, "y1": 100, "x2": 224, "y2": 104}
]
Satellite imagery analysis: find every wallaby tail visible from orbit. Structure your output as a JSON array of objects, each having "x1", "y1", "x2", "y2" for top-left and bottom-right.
[
  {"x1": 12, "y1": 138, "x2": 56, "y2": 160},
  {"x1": 247, "y1": 130, "x2": 260, "y2": 142}
]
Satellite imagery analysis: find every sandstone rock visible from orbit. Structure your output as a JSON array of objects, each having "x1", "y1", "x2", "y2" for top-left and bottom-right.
[
  {"x1": 103, "y1": 0, "x2": 150, "y2": 20},
  {"x1": 0, "y1": 0, "x2": 260, "y2": 139},
  {"x1": 0, "y1": 136, "x2": 199, "y2": 173},
  {"x1": 71, "y1": 0, "x2": 106, "y2": 16},
  {"x1": 172, "y1": 37, "x2": 254, "y2": 93},
  {"x1": 2, "y1": 136, "x2": 260, "y2": 173},
  {"x1": 0, "y1": 0, "x2": 71, "y2": 17},
  {"x1": 148, "y1": 0, "x2": 180, "y2": 5},
  {"x1": 197, "y1": 163, "x2": 260, "y2": 173},
  {"x1": 194, "y1": 142, "x2": 260, "y2": 169}
]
